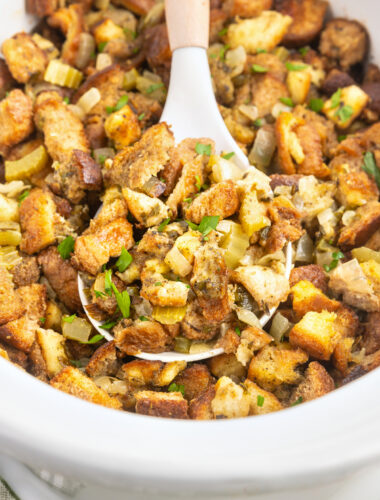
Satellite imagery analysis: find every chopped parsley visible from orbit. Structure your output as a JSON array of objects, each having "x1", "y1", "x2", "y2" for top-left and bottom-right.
[
  {"x1": 183, "y1": 197, "x2": 192, "y2": 203},
  {"x1": 330, "y1": 88, "x2": 342, "y2": 109},
  {"x1": 57, "y1": 236, "x2": 75, "y2": 260},
  {"x1": 63, "y1": 314, "x2": 77, "y2": 323},
  {"x1": 291, "y1": 396, "x2": 303, "y2": 407},
  {"x1": 63, "y1": 96, "x2": 70, "y2": 104},
  {"x1": 146, "y1": 82, "x2": 164, "y2": 94},
  {"x1": 110, "y1": 282, "x2": 130, "y2": 318},
  {"x1": 280, "y1": 97, "x2": 294, "y2": 107},
  {"x1": 299, "y1": 47, "x2": 310, "y2": 56},
  {"x1": 251, "y1": 64, "x2": 268, "y2": 73},
  {"x1": 157, "y1": 218, "x2": 171, "y2": 232},
  {"x1": 218, "y1": 27, "x2": 228, "y2": 37},
  {"x1": 18, "y1": 190, "x2": 30, "y2": 204},
  {"x1": 221, "y1": 152, "x2": 235, "y2": 160},
  {"x1": 104, "y1": 269, "x2": 113, "y2": 296},
  {"x1": 98, "y1": 41, "x2": 108, "y2": 52},
  {"x1": 219, "y1": 44, "x2": 230, "y2": 60},
  {"x1": 100, "y1": 319, "x2": 117, "y2": 330},
  {"x1": 235, "y1": 327, "x2": 241, "y2": 336},
  {"x1": 362, "y1": 151, "x2": 380, "y2": 188},
  {"x1": 155, "y1": 282, "x2": 163, "y2": 286},
  {"x1": 335, "y1": 105, "x2": 353, "y2": 123},
  {"x1": 83, "y1": 334, "x2": 104, "y2": 344},
  {"x1": 308, "y1": 98, "x2": 324, "y2": 113},
  {"x1": 138, "y1": 112, "x2": 145, "y2": 120},
  {"x1": 257, "y1": 395, "x2": 265, "y2": 407},
  {"x1": 253, "y1": 118, "x2": 263, "y2": 127},
  {"x1": 168, "y1": 382, "x2": 185, "y2": 396},
  {"x1": 94, "y1": 290, "x2": 106, "y2": 298},
  {"x1": 338, "y1": 135, "x2": 347, "y2": 143},
  {"x1": 285, "y1": 62, "x2": 308, "y2": 72},
  {"x1": 324, "y1": 251, "x2": 345, "y2": 272},
  {"x1": 40, "y1": 317, "x2": 46, "y2": 324},
  {"x1": 194, "y1": 215, "x2": 220, "y2": 238},
  {"x1": 115, "y1": 248, "x2": 133, "y2": 273},
  {"x1": 98, "y1": 154, "x2": 107, "y2": 165},
  {"x1": 139, "y1": 316, "x2": 150, "y2": 322},
  {"x1": 123, "y1": 28, "x2": 137, "y2": 39},
  {"x1": 256, "y1": 48, "x2": 267, "y2": 54},
  {"x1": 70, "y1": 359, "x2": 84, "y2": 368},
  {"x1": 195, "y1": 142, "x2": 212, "y2": 156}
]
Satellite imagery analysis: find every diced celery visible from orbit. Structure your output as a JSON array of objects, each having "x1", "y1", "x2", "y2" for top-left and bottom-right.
[
  {"x1": 44, "y1": 59, "x2": 83, "y2": 89},
  {"x1": 220, "y1": 221, "x2": 250, "y2": 269},
  {"x1": 5, "y1": 145, "x2": 49, "y2": 182},
  {"x1": 174, "y1": 336, "x2": 191, "y2": 354},
  {"x1": 123, "y1": 68, "x2": 139, "y2": 91},
  {"x1": 152, "y1": 306, "x2": 187, "y2": 325}
]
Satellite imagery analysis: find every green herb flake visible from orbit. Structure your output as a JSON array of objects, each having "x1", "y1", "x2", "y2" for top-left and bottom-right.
[
  {"x1": 285, "y1": 62, "x2": 308, "y2": 72},
  {"x1": 219, "y1": 44, "x2": 230, "y2": 61},
  {"x1": 155, "y1": 282, "x2": 163, "y2": 287},
  {"x1": 235, "y1": 327, "x2": 241, "y2": 336},
  {"x1": 94, "y1": 290, "x2": 106, "y2": 298},
  {"x1": 330, "y1": 88, "x2": 342, "y2": 109},
  {"x1": 83, "y1": 334, "x2": 104, "y2": 344},
  {"x1": 332, "y1": 251, "x2": 345, "y2": 260},
  {"x1": 324, "y1": 251, "x2": 344, "y2": 273},
  {"x1": 63, "y1": 314, "x2": 77, "y2": 323},
  {"x1": 157, "y1": 217, "x2": 171, "y2": 232},
  {"x1": 253, "y1": 118, "x2": 263, "y2": 128},
  {"x1": 335, "y1": 105, "x2": 353, "y2": 123},
  {"x1": 168, "y1": 382, "x2": 185, "y2": 396},
  {"x1": 218, "y1": 27, "x2": 228, "y2": 37},
  {"x1": 257, "y1": 395, "x2": 265, "y2": 407},
  {"x1": 111, "y1": 282, "x2": 130, "y2": 318},
  {"x1": 338, "y1": 135, "x2": 347, "y2": 143},
  {"x1": 18, "y1": 190, "x2": 30, "y2": 204},
  {"x1": 104, "y1": 269, "x2": 113, "y2": 296},
  {"x1": 115, "y1": 247, "x2": 133, "y2": 273},
  {"x1": 40, "y1": 317, "x2": 46, "y2": 324},
  {"x1": 146, "y1": 82, "x2": 164, "y2": 94},
  {"x1": 70, "y1": 359, "x2": 83, "y2": 368},
  {"x1": 183, "y1": 197, "x2": 192, "y2": 203},
  {"x1": 100, "y1": 320, "x2": 117, "y2": 330},
  {"x1": 299, "y1": 47, "x2": 310, "y2": 56},
  {"x1": 114, "y1": 94, "x2": 129, "y2": 111},
  {"x1": 198, "y1": 215, "x2": 220, "y2": 237},
  {"x1": 123, "y1": 28, "x2": 137, "y2": 39},
  {"x1": 98, "y1": 41, "x2": 108, "y2": 52},
  {"x1": 362, "y1": 151, "x2": 380, "y2": 189},
  {"x1": 291, "y1": 396, "x2": 303, "y2": 407},
  {"x1": 98, "y1": 154, "x2": 107, "y2": 165},
  {"x1": 221, "y1": 152, "x2": 235, "y2": 160},
  {"x1": 63, "y1": 96, "x2": 70, "y2": 104},
  {"x1": 139, "y1": 316, "x2": 150, "y2": 322},
  {"x1": 138, "y1": 112, "x2": 145, "y2": 120},
  {"x1": 280, "y1": 97, "x2": 294, "y2": 107},
  {"x1": 186, "y1": 220, "x2": 199, "y2": 231},
  {"x1": 195, "y1": 175, "x2": 203, "y2": 191},
  {"x1": 251, "y1": 64, "x2": 268, "y2": 74},
  {"x1": 57, "y1": 236, "x2": 75, "y2": 260},
  {"x1": 308, "y1": 98, "x2": 324, "y2": 113},
  {"x1": 256, "y1": 48, "x2": 267, "y2": 54},
  {"x1": 106, "y1": 106, "x2": 115, "y2": 114},
  {"x1": 195, "y1": 142, "x2": 212, "y2": 156},
  {"x1": 132, "y1": 47, "x2": 140, "y2": 54}
]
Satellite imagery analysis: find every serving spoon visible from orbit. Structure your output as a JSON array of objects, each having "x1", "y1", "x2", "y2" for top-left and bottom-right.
[{"x1": 78, "y1": 0, "x2": 293, "y2": 362}]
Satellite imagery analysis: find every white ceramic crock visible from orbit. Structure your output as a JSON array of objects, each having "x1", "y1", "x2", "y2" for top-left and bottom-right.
[{"x1": 1, "y1": 1, "x2": 380, "y2": 499}]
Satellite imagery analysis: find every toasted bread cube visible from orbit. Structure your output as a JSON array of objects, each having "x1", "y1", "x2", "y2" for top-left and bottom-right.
[
  {"x1": 19, "y1": 189, "x2": 57, "y2": 255},
  {"x1": 323, "y1": 85, "x2": 369, "y2": 129},
  {"x1": 36, "y1": 328, "x2": 69, "y2": 378},
  {"x1": 51, "y1": 366, "x2": 122, "y2": 409},
  {"x1": 0, "y1": 90, "x2": 34, "y2": 156},
  {"x1": 174, "y1": 364, "x2": 214, "y2": 401},
  {"x1": 18, "y1": 284, "x2": 47, "y2": 322},
  {"x1": 287, "y1": 69, "x2": 312, "y2": 105},
  {"x1": 233, "y1": 265, "x2": 290, "y2": 309},
  {"x1": 104, "y1": 104, "x2": 141, "y2": 150},
  {"x1": 338, "y1": 202, "x2": 380, "y2": 251},
  {"x1": 226, "y1": 11, "x2": 292, "y2": 53},
  {"x1": 289, "y1": 311, "x2": 340, "y2": 360},
  {"x1": 0, "y1": 340, "x2": 28, "y2": 368},
  {"x1": 122, "y1": 188, "x2": 169, "y2": 228},
  {"x1": 248, "y1": 345, "x2": 308, "y2": 391},
  {"x1": 208, "y1": 353, "x2": 246, "y2": 379},
  {"x1": 188, "y1": 385, "x2": 216, "y2": 420},
  {"x1": 333, "y1": 162, "x2": 378, "y2": 209},
  {"x1": 291, "y1": 280, "x2": 340, "y2": 319},
  {"x1": 332, "y1": 337, "x2": 355, "y2": 376},
  {"x1": 0, "y1": 347, "x2": 9, "y2": 361},
  {"x1": 155, "y1": 361, "x2": 187, "y2": 387},
  {"x1": 244, "y1": 379, "x2": 283, "y2": 415},
  {"x1": 223, "y1": 0, "x2": 273, "y2": 17},
  {"x1": 92, "y1": 18, "x2": 125, "y2": 45},
  {"x1": 0, "y1": 268, "x2": 24, "y2": 326},
  {"x1": 211, "y1": 376, "x2": 250, "y2": 419},
  {"x1": 122, "y1": 360, "x2": 164, "y2": 386},
  {"x1": 44, "y1": 301, "x2": 63, "y2": 331},
  {"x1": 289, "y1": 264, "x2": 328, "y2": 293},
  {"x1": 239, "y1": 190, "x2": 270, "y2": 237},
  {"x1": 86, "y1": 341, "x2": 120, "y2": 378},
  {"x1": 114, "y1": 320, "x2": 172, "y2": 356},
  {"x1": 11, "y1": 256, "x2": 40, "y2": 288},
  {"x1": 135, "y1": 390, "x2": 188, "y2": 419},
  {"x1": 236, "y1": 326, "x2": 272, "y2": 366},
  {"x1": 290, "y1": 361, "x2": 334, "y2": 404},
  {"x1": 2, "y1": 32, "x2": 47, "y2": 83},
  {"x1": 0, "y1": 317, "x2": 37, "y2": 352}
]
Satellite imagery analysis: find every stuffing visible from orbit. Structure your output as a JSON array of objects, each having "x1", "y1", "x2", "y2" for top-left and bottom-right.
[
  {"x1": 0, "y1": 317, "x2": 37, "y2": 353},
  {"x1": 293, "y1": 175, "x2": 335, "y2": 222},
  {"x1": 332, "y1": 337, "x2": 355, "y2": 376},
  {"x1": 291, "y1": 280, "x2": 340, "y2": 319},
  {"x1": 188, "y1": 385, "x2": 216, "y2": 420},
  {"x1": 173, "y1": 364, "x2": 214, "y2": 401},
  {"x1": 154, "y1": 361, "x2": 187, "y2": 387},
  {"x1": 114, "y1": 319, "x2": 174, "y2": 355},
  {"x1": 223, "y1": 0, "x2": 273, "y2": 18},
  {"x1": 215, "y1": 329, "x2": 240, "y2": 354},
  {"x1": 275, "y1": 0, "x2": 328, "y2": 48},
  {"x1": 25, "y1": 0, "x2": 57, "y2": 17},
  {"x1": 362, "y1": 313, "x2": 380, "y2": 355},
  {"x1": 322, "y1": 85, "x2": 369, "y2": 129},
  {"x1": 181, "y1": 302, "x2": 220, "y2": 341},
  {"x1": 142, "y1": 24, "x2": 171, "y2": 84},
  {"x1": 251, "y1": 74, "x2": 289, "y2": 118},
  {"x1": 86, "y1": 341, "x2": 120, "y2": 378},
  {"x1": 322, "y1": 69, "x2": 355, "y2": 97},
  {"x1": 244, "y1": 379, "x2": 283, "y2": 415},
  {"x1": 211, "y1": 376, "x2": 250, "y2": 419},
  {"x1": 208, "y1": 353, "x2": 246, "y2": 380},
  {"x1": 0, "y1": 268, "x2": 24, "y2": 326},
  {"x1": 2, "y1": 32, "x2": 47, "y2": 83},
  {"x1": 233, "y1": 265, "x2": 290, "y2": 309},
  {"x1": 35, "y1": 328, "x2": 69, "y2": 378},
  {"x1": 122, "y1": 359, "x2": 163, "y2": 386},
  {"x1": 140, "y1": 260, "x2": 189, "y2": 307},
  {"x1": 122, "y1": 188, "x2": 169, "y2": 227},
  {"x1": 235, "y1": 326, "x2": 272, "y2": 366},
  {"x1": 209, "y1": 59, "x2": 234, "y2": 106},
  {"x1": 51, "y1": 366, "x2": 123, "y2": 409},
  {"x1": 0, "y1": 90, "x2": 34, "y2": 156},
  {"x1": 319, "y1": 19, "x2": 369, "y2": 70},
  {"x1": 226, "y1": 11, "x2": 292, "y2": 54},
  {"x1": 265, "y1": 195, "x2": 303, "y2": 253},
  {"x1": 246, "y1": 53, "x2": 287, "y2": 82},
  {"x1": 290, "y1": 361, "x2": 334, "y2": 404},
  {"x1": 111, "y1": 0, "x2": 154, "y2": 15},
  {"x1": 11, "y1": 256, "x2": 40, "y2": 288},
  {"x1": 248, "y1": 345, "x2": 308, "y2": 391},
  {"x1": 48, "y1": 4, "x2": 85, "y2": 66},
  {"x1": 289, "y1": 265, "x2": 328, "y2": 293},
  {"x1": 0, "y1": 58, "x2": 15, "y2": 100},
  {"x1": 135, "y1": 390, "x2": 188, "y2": 419},
  {"x1": 286, "y1": 68, "x2": 311, "y2": 105},
  {"x1": 0, "y1": 341, "x2": 28, "y2": 368},
  {"x1": 104, "y1": 104, "x2": 141, "y2": 150},
  {"x1": 18, "y1": 284, "x2": 47, "y2": 321},
  {"x1": 338, "y1": 202, "x2": 380, "y2": 251}
]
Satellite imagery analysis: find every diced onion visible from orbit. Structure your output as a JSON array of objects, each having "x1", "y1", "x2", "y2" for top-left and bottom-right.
[
  {"x1": 219, "y1": 221, "x2": 250, "y2": 269},
  {"x1": 174, "y1": 336, "x2": 191, "y2": 354},
  {"x1": 152, "y1": 305, "x2": 187, "y2": 325},
  {"x1": 62, "y1": 317, "x2": 92, "y2": 342},
  {"x1": 0, "y1": 181, "x2": 29, "y2": 198},
  {"x1": 140, "y1": 2, "x2": 165, "y2": 29},
  {"x1": 235, "y1": 307, "x2": 261, "y2": 328},
  {"x1": 189, "y1": 341, "x2": 214, "y2": 354},
  {"x1": 94, "y1": 376, "x2": 127, "y2": 395},
  {"x1": 273, "y1": 46, "x2": 289, "y2": 62},
  {"x1": 96, "y1": 53, "x2": 113, "y2": 71},
  {"x1": 123, "y1": 68, "x2": 139, "y2": 90},
  {"x1": 93, "y1": 148, "x2": 115, "y2": 163},
  {"x1": 165, "y1": 246, "x2": 192, "y2": 277},
  {"x1": 76, "y1": 33, "x2": 96, "y2": 69},
  {"x1": 317, "y1": 208, "x2": 337, "y2": 238},
  {"x1": 0, "y1": 222, "x2": 21, "y2": 246},
  {"x1": 342, "y1": 210, "x2": 357, "y2": 227},
  {"x1": 295, "y1": 233, "x2": 314, "y2": 263},
  {"x1": 225, "y1": 45, "x2": 247, "y2": 78},
  {"x1": 210, "y1": 155, "x2": 243, "y2": 183},
  {"x1": 352, "y1": 247, "x2": 380, "y2": 264},
  {"x1": 271, "y1": 102, "x2": 292, "y2": 118},
  {"x1": 5, "y1": 145, "x2": 49, "y2": 182},
  {"x1": 257, "y1": 250, "x2": 285, "y2": 266},
  {"x1": 0, "y1": 246, "x2": 22, "y2": 269},
  {"x1": 238, "y1": 104, "x2": 259, "y2": 122},
  {"x1": 68, "y1": 104, "x2": 85, "y2": 121},
  {"x1": 351, "y1": 348, "x2": 365, "y2": 364},
  {"x1": 270, "y1": 312, "x2": 292, "y2": 342},
  {"x1": 44, "y1": 59, "x2": 83, "y2": 89},
  {"x1": 76, "y1": 87, "x2": 101, "y2": 114},
  {"x1": 0, "y1": 195, "x2": 18, "y2": 222},
  {"x1": 248, "y1": 127, "x2": 276, "y2": 170}
]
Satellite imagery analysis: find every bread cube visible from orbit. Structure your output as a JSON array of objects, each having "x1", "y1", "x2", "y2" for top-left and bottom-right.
[
  {"x1": 211, "y1": 376, "x2": 250, "y2": 419},
  {"x1": 135, "y1": 390, "x2": 188, "y2": 419},
  {"x1": 244, "y1": 379, "x2": 283, "y2": 415}
]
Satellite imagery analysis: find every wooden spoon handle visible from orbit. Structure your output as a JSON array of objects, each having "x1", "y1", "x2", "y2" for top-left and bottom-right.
[{"x1": 165, "y1": 0, "x2": 210, "y2": 51}]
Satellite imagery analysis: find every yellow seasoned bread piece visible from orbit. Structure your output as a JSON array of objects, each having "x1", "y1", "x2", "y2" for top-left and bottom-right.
[
  {"x1": 211, "y1": 376, "x2": 250, "y2": 419},
  {"x1": 323, "y1": 85, "x2": 369, "y2": 129},
  {"x1": 291, "y1": 280, "x2": 341, "y2": 319},
  {"x1": 244, "y1": 379, "x2": 283, "y2": 416},
  {"x1": 135, "y1": 390, "x2": 188, "y2": 419},
  {"x1": 36, "y1": 328, "x2": 69, "y2": 378},
  {"x1": 104, "y1": 104, "x2": 141, "y2": 150},
  {"x1": 2, "y1": 32, "x2": 47, "y2": 83}
]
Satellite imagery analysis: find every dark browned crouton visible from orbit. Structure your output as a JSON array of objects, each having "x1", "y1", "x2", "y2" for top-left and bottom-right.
[
  {"x1": 0, "y1": 90, "x2": 34, "y2": 156},
  {"x1": 174, "y1": 364, "x2": 214, "y2": 401},
  {"x1": 11, "y1": 256, "x2": 40, "y2": 288},
  {"x1": 73, "y1": 218, "x2": 134, "y2": 275},
  {"x1": 362, "y1": 82, "x2": 380, "y2": 115},
  {"x1": 275, "y1": 0, "x2": 328, "y2": 48},
  {"x1": 38, "y1": 246, "x2": 82, "y2": 312},
  {"x1": 266, "y1": 196, "x2": 303, "y2": 253},
  {"x1": 52, "y1": 149, "x2": 102, "y2": 204},
  {"x1": 322, "y1": 69, "x2": 355, "y2": 96},
  {"x1": 185, "y1": 181, "x2": 239, "y2": 224},
  {"x1": 2, "y1": 32, "x2": 48, "y2": 83},
  {"x1": 319, "y1": 19, "x2": 369, "y2": 70},
  {"x1": 270, "y1": 174, "x2": 302, "y2": 192},
  {"x1": 215, "y1": 329, "x2": 240, "y2": 354},
  {"x1": 223, "y1": 0, "x2": 272, "y2": 17},
  {"x1": 188, "y1": 385, "x2": 216, "y2": 420},
  {"x1": 105, "y1": 123, "x2": 174, "y2": 190},
  {"x1": 29, "y1": 341, "x2": 49, "y2": 381},
  {"x1": 362, "y1": 313, "x2": 380, "y2": 356},
  {"x1": 126, "y1": 92, "x2": 162, "y2": 130},
  {"x1": 181, "y1": 302, "x2": 220, "y2": 341},
  {"x1": 191, "y1": 243, "x2": 231, "y2": 322},
  {"x1": 338, "y1": 202, "x2": 380, "y2": 251},
  {"x1": 0, "y1": 317, "x2": 37, "y2": 353},
  {"x1": 26, "y1": 0, "x2": 57, "y2": 16},
  {"x1": 34, "y1": 91, "x2": 90, "y2": 165},
  {"x1": 121, "y1": 360, "x2": 163, "y2": 386},
  {"x1": 19, "y1": 189, "x2": 58, "y2": 255},
  {"x1": 86, "y1": 341, "x2": 120, "y2": 378},
  {"x1": 290, "y1": 361, "x2": 334, "y2": 404},
  {"x1": 48, "y1": 4, "x2": 84, "y2": 66},
  {"x1": 208, "y1": 353, "x2": 246, "y2": 380},
  {"x1": 0, "y1": 59, "x2": 15, "y2": 100},
  {"x1": 0, "y1": 269, "x2": 25, "y2": 326},
  {"x1": 0, "y1": 341, "x2": 28, "y2": 369},
  {"x1": 135, "y1": 390, "x2": 188, "y2": 419},
  {"x1": 114, "y1": 320, "x2": 173, "y2": 355},
  {"x1": 51, "y1": 366, "x2": 122, "y2": 409},
  {"x1": 142, "y1": 24, "x2": 171, "y2": 84},
  {"x1": 289, "y1": 265, "x2": 328, "y2": 293},
  {"x1": 111, "y1": 0, "x2": 155, "y2": 15}
]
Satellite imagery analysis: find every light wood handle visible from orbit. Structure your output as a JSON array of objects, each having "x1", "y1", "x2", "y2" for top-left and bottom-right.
[{"x1": 165, "y1": 0, "x2": 210, "y2": 51}]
